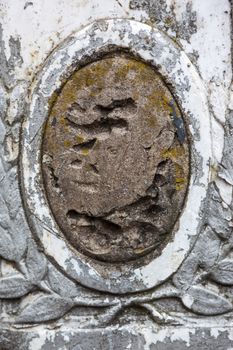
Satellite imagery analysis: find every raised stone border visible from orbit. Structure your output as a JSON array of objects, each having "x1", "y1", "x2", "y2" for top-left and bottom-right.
[{"x1": 21, "y1": 19, "x2": 211, "y2": 294}]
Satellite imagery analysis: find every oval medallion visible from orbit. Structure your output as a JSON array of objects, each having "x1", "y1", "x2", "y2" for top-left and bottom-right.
[{"x1": 42, "y1": 55, "x2": 189, "y2": 263}]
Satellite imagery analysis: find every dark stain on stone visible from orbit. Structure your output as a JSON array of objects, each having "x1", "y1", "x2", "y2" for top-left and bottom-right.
[
  {"x1": 169, "y1": 100, "x2": 186, "y2": 144},
  {"x1": 24, "y1": 2, "x2": 33, "y2": 10}
]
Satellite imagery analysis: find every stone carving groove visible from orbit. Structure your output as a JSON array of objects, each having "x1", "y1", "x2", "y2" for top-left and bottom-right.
[{"x1": 42, "y1": 55, "x2": 189, "y2": 262}]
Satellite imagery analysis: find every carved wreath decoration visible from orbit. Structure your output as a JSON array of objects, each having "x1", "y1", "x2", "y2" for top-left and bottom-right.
[{"x1": 1, "y1": 25, "x2": 233, "y2": 326}]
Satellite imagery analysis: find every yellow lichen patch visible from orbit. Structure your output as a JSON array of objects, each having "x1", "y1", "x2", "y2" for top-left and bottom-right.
[
  {"x1": 53, "y1": 87, "x2": 77, "y2": 115},
  {"x1": 59, "y1": 117, "x2": 68, "y2": 125},
  {"x1": 63, "y1": 140, "x2": 72, "y2": 148},
  {"x1": 76, "y1": 135, "x2": 85, "y2": 144},
  {"x1": 90, "y1": 59, "x2": 112, "y2": 78},
  {"x1": 176, "y1": 178, "x2": 186, "y2": 183},
  {"x1": 49, "y1": 61, "x2": 111, "y2": 115},
  {"x1": 115, "y1": 59, "x2": 146, "y2": 81},
  {"x1": 71, "y1": 59, "x2": 114, "y2": 97},
  {"x1": 176, "y1": 183, "x2": 185, "y2": 191},
  {"x1": 160, "y1": 96, "x2": 179, "y2": 116},
  {"x1": 143, "y1": 90, "x2": 171, "y2": 116},
  {"x1": 161, "y1": 95, "x2": 173, "y2": 113},
  {"x1": 81, "y1": 148, "x2": 89, "y2": 156},
  {"x1": 175, "y1": 163, "x2": 186, "y2": 191},
  {"x1": 162, "y1": 146, "x2": 185, "y2": 160}
]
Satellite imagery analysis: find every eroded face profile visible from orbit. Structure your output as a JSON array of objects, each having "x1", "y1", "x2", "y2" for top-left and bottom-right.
[{"x1": 42, "y1": 55, "x2": 189, "y2": 263}]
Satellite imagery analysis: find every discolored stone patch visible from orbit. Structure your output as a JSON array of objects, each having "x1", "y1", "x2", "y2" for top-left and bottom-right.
[{"x1": 41, "y1": 55, "x2": 189, "y2": 263}]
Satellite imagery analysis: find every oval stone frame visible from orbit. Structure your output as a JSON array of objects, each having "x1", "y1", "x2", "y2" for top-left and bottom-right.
[{"x1": 21, "y1": 19, "x2": 211, "y2": 294}]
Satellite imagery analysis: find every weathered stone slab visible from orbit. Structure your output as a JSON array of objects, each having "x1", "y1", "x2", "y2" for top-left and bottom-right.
[{"x1": 0, "y1": 0, "x2": 232, "y2": 349}]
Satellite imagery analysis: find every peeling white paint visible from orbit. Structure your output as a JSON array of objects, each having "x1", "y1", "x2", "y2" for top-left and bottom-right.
[
  {"x1": 215, "y1": 177, "x2": 233, "y2": 206},
  {"x1": 211, "y1": 117, "x2": 225, "y2": 164},
  {"x1": 29, "y1": 335, "x2": 47, "y2": 350},
  {"x1": 0, "y1": 0, "x2": 233, "y2": 347}
]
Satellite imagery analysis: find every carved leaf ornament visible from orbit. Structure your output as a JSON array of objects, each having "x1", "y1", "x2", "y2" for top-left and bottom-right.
[{"x1": 0, "y1": 19, "x2": 232, "y2": 325}]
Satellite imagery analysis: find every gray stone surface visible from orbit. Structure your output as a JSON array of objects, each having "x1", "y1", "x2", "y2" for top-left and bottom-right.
[{"x1": 0, "y1": 0, "x2": 232, "y2": 348}]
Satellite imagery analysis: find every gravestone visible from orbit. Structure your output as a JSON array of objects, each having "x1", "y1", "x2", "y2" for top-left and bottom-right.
[{"x1": 0, "y1": 1, "x2": 232, "y2": 349}]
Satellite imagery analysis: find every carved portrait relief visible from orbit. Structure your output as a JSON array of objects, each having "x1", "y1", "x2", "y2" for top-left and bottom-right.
[{"x1": 41, "y1": 55, "x2": 189, "y2": 263}]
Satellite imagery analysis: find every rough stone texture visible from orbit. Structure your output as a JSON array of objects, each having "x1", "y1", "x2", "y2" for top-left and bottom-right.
[
  {"x1": 129, "y1": 0, "x2": 197, "y2": 42},
  {"x1": 1, "y1": 325, "x2": 233, "y2": 350},
  {"x1": 0, "y1": 0, "x2": 232, "y2": 349},
  {"x1": 42, "y1": 55, "x2": 189, "y2": 262}
]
